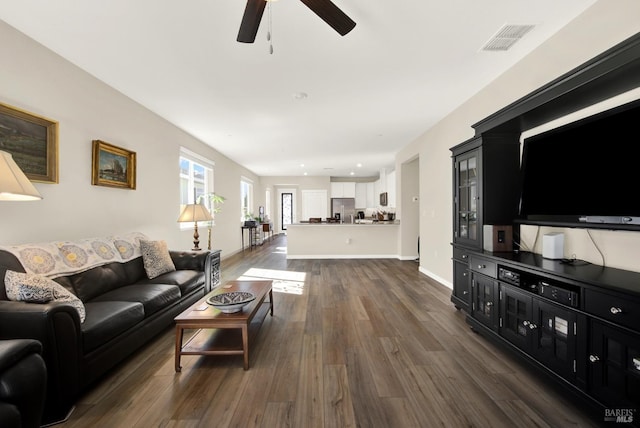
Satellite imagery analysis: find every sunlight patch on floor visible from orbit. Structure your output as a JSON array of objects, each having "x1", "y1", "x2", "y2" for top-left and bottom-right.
[
  {"x1": 238, "y1": 267, "x2": 306, "y2": 295},
  {"x1": 271, "y1": 246, "x2": 287, "y2": 254}
]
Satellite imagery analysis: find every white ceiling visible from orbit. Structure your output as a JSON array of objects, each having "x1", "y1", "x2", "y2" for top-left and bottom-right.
[{"x1": 0, "y1": 0, "x2": 596, "y2": 178}]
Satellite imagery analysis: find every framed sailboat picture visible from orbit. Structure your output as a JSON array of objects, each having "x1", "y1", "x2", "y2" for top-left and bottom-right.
[{"x1": 91, "y1": 140, "x2": 136, "y2": 189}]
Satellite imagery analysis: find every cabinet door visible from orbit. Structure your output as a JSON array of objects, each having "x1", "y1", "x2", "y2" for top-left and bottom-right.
[
  {"x1": 331, "y1": 182, "x2": 343, "y2": 198},
  {"x1": 343, "y1": 182, "x2": 356, "y2": 198},
  {"x1": 589, "y1": 320, "x2": 640, "y2": 411},
  {"x1": 454, "y1": 150, "x2": 480, "y2": 247},
  {"x1": 532, "y1": 299, "x2": 577, "y2": 381},
  {"x1": 499, "y1": 285, "x2": 533, "y2": 351},
  {"x1": 452, "y1": 260, "x2": 470, "y2": 311},
  {"x1": 355, "y1": 183, "x2": 367, "y2": 208},
  {"x1": 472, "y1": 273, "x2": 498, "y2": 330}
]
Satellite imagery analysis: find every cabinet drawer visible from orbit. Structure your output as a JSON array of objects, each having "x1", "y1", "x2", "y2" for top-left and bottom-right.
[
  {"x1": 453, "y1": 247, "x2": 472, "y2": 263},
  {"x1": 469, "y1": 256, "x2": 496, "y2": 278},
  {"x1": 585, "y1": 289, "x2": 640, "y2": 330}
]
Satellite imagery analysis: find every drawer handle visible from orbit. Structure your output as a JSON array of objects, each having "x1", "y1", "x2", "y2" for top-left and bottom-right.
[
  {"x1": 463, "y1": 273, "x2": 467, "y2": 277},
  {"x1": 610, "y1": 307, "x2": 623, "y2": 315},
  {"x1": 462, "y1": 254, "x2": 468, "y2": 259},
  {"x1": 463, "y1": 290, "x2": 468, "y2": 295},
  {"x1": 589, "y1": 355, "x2": 600, "y2": 363},
  {"x1": 478, "y1": 264, "x2": 486, "y2": 269}
]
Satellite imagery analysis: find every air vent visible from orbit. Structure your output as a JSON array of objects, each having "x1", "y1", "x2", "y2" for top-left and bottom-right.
[{"x1": 481, "y1": 24, "x2": 535, "y2": 52}]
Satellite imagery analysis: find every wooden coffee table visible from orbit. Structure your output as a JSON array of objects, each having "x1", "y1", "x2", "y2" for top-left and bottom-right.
[{"x1": 174, "y1": 280, "x2": 273, "y2": 372}]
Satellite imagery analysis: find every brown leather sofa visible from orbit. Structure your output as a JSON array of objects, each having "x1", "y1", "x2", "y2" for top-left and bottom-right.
[{"x1": 0, "y1": 248, "x2": 220, "y2": 425}]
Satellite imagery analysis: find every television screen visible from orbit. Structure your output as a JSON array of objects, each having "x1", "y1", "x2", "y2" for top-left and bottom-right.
[{"x1": 518, "y1": 99, "x2": 640, "y2": 229}]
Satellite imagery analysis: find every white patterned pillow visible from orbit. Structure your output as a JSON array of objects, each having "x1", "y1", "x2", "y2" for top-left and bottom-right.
[
  {"x1": 140, "y1": 240, "x2": 176, "y2": 279},
  {"x1": 4, "y1": 270, "x2": 86, "y2": 323}
]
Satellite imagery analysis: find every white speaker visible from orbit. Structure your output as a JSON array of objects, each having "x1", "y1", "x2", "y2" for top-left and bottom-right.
[{"x1": 543, "y1": 233, "x2": 564, "y2": 259}]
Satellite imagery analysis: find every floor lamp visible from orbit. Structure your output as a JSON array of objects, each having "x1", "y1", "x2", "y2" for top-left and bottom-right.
[{"x1": 0, "y1": 150, "x2": 42, "y2": 201}]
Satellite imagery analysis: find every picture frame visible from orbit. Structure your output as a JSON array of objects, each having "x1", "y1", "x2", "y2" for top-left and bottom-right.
[
  {"x1": 91, "y1": 140, "x2": 136, "y2": 189},
  {"x1": 380, "y1": 192, "x2": 388, "y2": 206},
  {"x1": 0, "y1": 102, "x2": 58, "y2": 183}
]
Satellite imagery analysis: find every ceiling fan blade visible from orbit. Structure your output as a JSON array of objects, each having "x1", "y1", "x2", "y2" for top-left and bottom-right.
[
  {"x1": 237, "y1": 0, "x2": 267, "y2": 43},
  {"x1": 300, "y1": 0, "x2": 356, "y2": 36}
]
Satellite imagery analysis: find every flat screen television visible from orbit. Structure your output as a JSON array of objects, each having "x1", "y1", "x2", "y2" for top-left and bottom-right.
[{"x1": 517, "y1": 98, "x2": 640, "y2": 231}]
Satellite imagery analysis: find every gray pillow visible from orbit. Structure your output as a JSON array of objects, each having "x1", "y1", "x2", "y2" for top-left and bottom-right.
[
  {"x1": 140, "y1": 240, "x2": 176, "y2": 279},
  {"x1": 4, "y1": 270, "x2": 86, "y2": 323}
]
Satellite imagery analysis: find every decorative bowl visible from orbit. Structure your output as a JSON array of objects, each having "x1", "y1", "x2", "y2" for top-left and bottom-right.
[{"x1": 206, "y1": 291, "x2": 255, "y2": 313}]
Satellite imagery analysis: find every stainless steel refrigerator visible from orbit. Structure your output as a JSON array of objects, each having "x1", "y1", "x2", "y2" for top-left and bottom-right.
[{"x1": 331, "y1": 198, "x2": 356, "y2": 223}]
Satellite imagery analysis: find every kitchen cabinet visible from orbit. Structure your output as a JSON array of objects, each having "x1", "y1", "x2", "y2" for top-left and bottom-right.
[
  {"x1": 355, "y1": 183, "x2": 367, "y2": 208},
  {"x1": 386, "y1": 170, "x2": 396, "y2": 207},
  {"x1": 331, "y1": 182, "x2": 356, "y2": 198}
]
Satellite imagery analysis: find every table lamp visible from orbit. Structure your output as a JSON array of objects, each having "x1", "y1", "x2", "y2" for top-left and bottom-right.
[
  {"x1": 0, "y1": 150, "x2": 42, "y2": 201},
  {"x1": 177, "y1": 203, "x2": 212, "y2": 250}
]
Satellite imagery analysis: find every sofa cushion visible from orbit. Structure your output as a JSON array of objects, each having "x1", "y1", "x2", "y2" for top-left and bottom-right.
[
  {"x1": 4, "y1": 271, "x2": 86, "y2": 323},
  {"x1": 138, "y1": 270, "x2": 204, "y2": 296},
  {"x1": 81, "y1": 301, "x2": 144, "y2": 353},
  {"x1": 90, "y1": 284, "x2": 181, "y2": 317},
  {"x1": 68, "y1": 261, "x2": 129, "y2": 302},
  {"x1": 140, "y1": 240, "x2": 175, "y2": 279}
]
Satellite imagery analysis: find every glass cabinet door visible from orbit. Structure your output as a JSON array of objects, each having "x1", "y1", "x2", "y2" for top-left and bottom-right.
[{"x1": 455, "y1": 151, "x2": 478, "y2": 243}]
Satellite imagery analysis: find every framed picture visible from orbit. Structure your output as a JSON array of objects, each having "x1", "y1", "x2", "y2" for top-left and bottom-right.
[
  {"x1": 0, "y1": 102, "x2": 58, "y2": 183},
  {"x1": 380, "y1": 192, "x2": 388, "y2": 206},
  {"x1": 92, "y1": 140, "x2": 136, "y2": 189}
]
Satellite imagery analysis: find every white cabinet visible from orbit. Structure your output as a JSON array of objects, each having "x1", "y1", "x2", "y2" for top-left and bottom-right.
[
  {"x1": 331, "y1": 182, "x2": 356, "y2": 198},
  {"x1": 387, "y1": 170, "x2": 396, "y2": 207},
  {"x1": 366, "y1": 182, "x2": 375, "y2": 208},
  {"x1": 355, "y1": 183, "x2": 367, "y2": 208}
]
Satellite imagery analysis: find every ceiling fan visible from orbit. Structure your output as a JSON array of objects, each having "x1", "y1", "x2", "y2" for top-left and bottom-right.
[{"x1": 237, "y1": 0, "x2": 356, "y2": 43}]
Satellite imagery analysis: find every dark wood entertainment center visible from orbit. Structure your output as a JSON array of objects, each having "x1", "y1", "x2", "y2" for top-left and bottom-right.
[{"x1": 451, "y1": 32, "x2": 640, "y2": 424}]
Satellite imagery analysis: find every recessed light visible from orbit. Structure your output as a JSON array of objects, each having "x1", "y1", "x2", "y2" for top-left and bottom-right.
[
  {"x1": 356, "y1": 163, "x2": 362, "y2": 168},
  {"x1": 350, "y1": 171, "x2": 355, "y2": 176},
  {"x1": 304, "y1": 172, "x2": 308, "y2": 176},
  {"x1": 300, "y1": 163, "x2": 305, "y2": 168}
]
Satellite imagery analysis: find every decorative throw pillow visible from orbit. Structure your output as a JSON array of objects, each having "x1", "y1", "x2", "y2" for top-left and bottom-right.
[
  {"x1": 4, "y1": 270, "x2": 86, "y2": 323},
  {"x1": 140, "y1": 240, "x2": 176, "y2": 279}
]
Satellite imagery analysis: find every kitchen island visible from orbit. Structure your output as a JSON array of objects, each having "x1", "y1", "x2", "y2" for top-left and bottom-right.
[{"x1": 286, "y1": 221, "x2": 399, "y2": 259}]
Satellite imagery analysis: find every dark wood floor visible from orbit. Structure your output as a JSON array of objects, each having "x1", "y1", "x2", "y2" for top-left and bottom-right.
[{"x1": 60, "y1": 234, "x2": 599, "y2": 427}]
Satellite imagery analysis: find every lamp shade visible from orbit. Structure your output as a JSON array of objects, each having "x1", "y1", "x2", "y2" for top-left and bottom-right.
[
  {"x1": 177, "y1": 203, "x2": 213, "y2": 223},
  {"x1": 0, "y1": 150, "x2": 42, "y2": 201}
]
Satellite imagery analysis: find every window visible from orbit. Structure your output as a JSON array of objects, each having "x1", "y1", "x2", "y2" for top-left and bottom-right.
[
  {"x1": 241, "y1": 177, "x2": 253, "y2": 220},
  {"x1": 179, "y1": 148, "x2": 214, "y2": 227}
]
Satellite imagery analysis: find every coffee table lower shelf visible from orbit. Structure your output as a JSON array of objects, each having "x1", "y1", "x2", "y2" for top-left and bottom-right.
[{"x1": 175, "y1": 288, "x2": 273, "y2": 371}]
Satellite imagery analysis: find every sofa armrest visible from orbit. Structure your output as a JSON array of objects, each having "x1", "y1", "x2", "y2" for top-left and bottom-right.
[
  {"x1": 169, "y1": 250, "x2": 209, "y2": 271},
  {"x1": 170, "y1": 250, "x2": 221, "y2": 293},
  {"x1": 0, "y1": 300, "x2": 81, "y2": 422},
  {"x1": 0, "y1": 339, "x2": 47, "y2": 428}
]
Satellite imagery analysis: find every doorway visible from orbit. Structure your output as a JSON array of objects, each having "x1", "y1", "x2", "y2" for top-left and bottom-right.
[{"x1": 281, "y1": 192, "x2": 293, "y2": 231}]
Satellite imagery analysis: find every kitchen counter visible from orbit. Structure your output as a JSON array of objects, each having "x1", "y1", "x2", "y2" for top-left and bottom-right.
[{"x1": 286, "y1": 222, "x2": 399, "y2": 259}]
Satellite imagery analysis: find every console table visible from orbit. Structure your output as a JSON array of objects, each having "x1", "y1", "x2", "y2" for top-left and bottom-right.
[{"x1": 240, "y1": 225, "x2": 257, "y2": 251}]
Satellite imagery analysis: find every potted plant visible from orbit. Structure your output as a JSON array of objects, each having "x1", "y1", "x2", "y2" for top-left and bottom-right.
[{"x1": 198, "y1": 193, "x2": 225, "y2": 250}]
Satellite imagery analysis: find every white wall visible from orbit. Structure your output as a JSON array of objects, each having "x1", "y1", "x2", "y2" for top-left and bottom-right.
[
  {"x1": 0, "y1": 21, "x2": 259, "y2": 258},
  {"x1": 396, "y1": 0, "x2": 640, "y2": 284}
]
